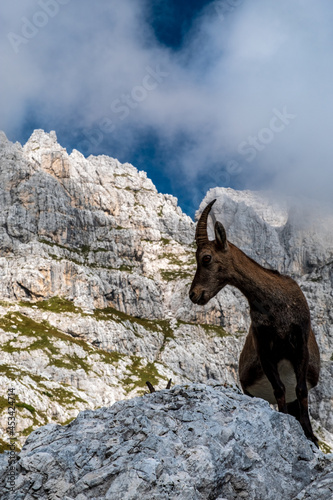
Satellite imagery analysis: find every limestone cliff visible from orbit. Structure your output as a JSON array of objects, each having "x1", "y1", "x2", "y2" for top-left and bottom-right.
[{"x1": 0, "y1": 130, "x2": 332, "y2": 454}]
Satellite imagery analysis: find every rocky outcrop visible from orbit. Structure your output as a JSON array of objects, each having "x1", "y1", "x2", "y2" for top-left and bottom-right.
[
  {"x1": 0, "y1": 129, "x2": 332, "y2": 455},
  {"x1": 0, "y1": 384, "x2": 332, "y2": 500}
]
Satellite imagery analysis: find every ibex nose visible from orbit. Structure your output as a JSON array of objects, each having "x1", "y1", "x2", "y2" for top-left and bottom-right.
[{"x1": 189, "y1": 289, "x2": 204, "y2": 304}]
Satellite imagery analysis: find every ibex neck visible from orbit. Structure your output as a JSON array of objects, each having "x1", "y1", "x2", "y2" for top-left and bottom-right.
[{"x1": 228, "y1": 243, "x2": 280, "y2": 308}]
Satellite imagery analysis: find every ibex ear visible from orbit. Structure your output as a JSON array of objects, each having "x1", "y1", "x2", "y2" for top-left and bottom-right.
[{"x1": 215, "y1": 221, "x2": 228, "y2": 251}]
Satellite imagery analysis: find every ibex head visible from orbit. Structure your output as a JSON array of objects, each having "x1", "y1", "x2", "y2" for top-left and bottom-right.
[{"x1": 189, "y1": 199, "x2": 233, "y2": 305}]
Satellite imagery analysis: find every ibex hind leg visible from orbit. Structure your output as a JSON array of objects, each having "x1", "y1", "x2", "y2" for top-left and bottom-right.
[
  {"x1": 293, "y1": 348, "x2": 319, "y2": 447},
  {"x1": 286, "y1": 399, "x2": 318, "y2": 447}
]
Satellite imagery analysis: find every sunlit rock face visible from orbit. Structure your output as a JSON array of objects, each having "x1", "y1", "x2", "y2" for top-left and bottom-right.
[{"x1": 0, "y1": 130, "x2": 332, "y2": 453}]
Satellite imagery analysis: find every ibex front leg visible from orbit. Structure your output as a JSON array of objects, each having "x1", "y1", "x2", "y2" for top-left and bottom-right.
[{"x1": 258, "y1": 352, "x2": 288, "y2": 413}]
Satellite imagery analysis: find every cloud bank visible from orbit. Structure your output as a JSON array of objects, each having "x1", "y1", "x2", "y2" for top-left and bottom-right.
[{"x1": 1, "y1": 0, "x2": 333, "y2": 213}]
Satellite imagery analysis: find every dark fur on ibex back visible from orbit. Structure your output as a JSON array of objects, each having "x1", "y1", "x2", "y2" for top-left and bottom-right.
[{"x1": 189, "y1": 199, "x2": 320, "y2": 446}]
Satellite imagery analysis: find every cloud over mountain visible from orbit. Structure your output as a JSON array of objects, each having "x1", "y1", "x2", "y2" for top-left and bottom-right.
[{"x1": 2, "y1": 0, "x2": 333, "y2": 212}]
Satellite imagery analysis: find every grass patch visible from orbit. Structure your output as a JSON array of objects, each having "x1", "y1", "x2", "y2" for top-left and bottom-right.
[
  {"x1": 39, "y1": 240, "x2": 93, "y2": 256},
  {"x1": 0, "y1": 311, "x2": 89, "y2": 350},
  {"x1": 187, "y1": 256, "x2": 196, "y2": 266},
  {"x1": 51, "y1": 387, "x2": 87, "y2": 405},
  {"x1": 39, "y1": 238, "x2": 74, "y2": 252},
  {"x1": 0, "y1": 312, "x2": 96, "y2": 371},
  {"x1": 51, "y1": 353, "x2": 90, "y2": 372},
  {"x1": 176, "y1": 319, "x2": 229, "y2": 338},
  {"x1": 94, "y1": 306, "x2": 172, "y2": 335},
  {"x1": 199, "y1": 323, "x2": 229, "y2": 338},
  {"x1": 62, "y1": 416, "x2": 77, "y2": 426},
  {"x1": 0, "y1": 397, "x2": 35, "y2": 416},
  {"x1": 0, "y1": 307, "x2": 126, "y2": 372},
  {"x1": 16, "y1": 402, "x2": 36, "y2": 414},
  {"x1": 161, "y1": 270, "x2": 192, "y2": 281},
  {"x1": 1, "y1": 339, "x2": 21, "y2": 354},
  {"x1": 48, "y1": 253, "x2": 62, "y2": 261},
  {"x1": 318, "y1": 440, "x2": 332, "y2": 454},
  {"x1": 0, "y1": 364, "x2": 46, "y2": 385},
  {"x1": 80, "y1": 245, "x2": 91, "y2": 255},
  {"x1": 0, "y1": 300, "x2": 12, "y2": 307},
  {"x1": 0, "y1": 366, "x2": 91, "y2": 444},
  {"x1": 0, "y1": 438, "x2": 13, "y2": 453},
  {"x1": 97, "y1": 350, "x2": 124, "y2": 364},
  {"x1": 0, "y1": 364, "x2": 24, "y2": 380},
  {"x1": 123, "y1": 356, "x2": 164, "y2": 394},
  {"x1": 0, "y1": 312, "x2": 95, "y2": 372},
  {"x1": 10, "y1": 396, "x2": 45, "y2": 430},
  {"x1": 42, "y1": 391, "x2": 54, "y2": 398},
  {"x1": 118, "y1": 264, "x2": 134, "y2": 272},
  {"x1": 94, "y1": 307, "x2": 175, "y2": 347},
  {"x1": 0, "y1": 312, "x2": 78, "y2": 351},
  {"x1": 158, "y1": 252, "x2": 184, "y2": 265},
  {"x1": 39, "y1": 240, "x2": 133, "y2": 271},
  {"x1": 0, "y1": 396, "x2": 41, "y2": 449},
  {"x1": 158, "y1": 248, "x2": 195, "y2": 282},
  {"x1": 20, "y1": 296, "x2": 81, "y2": 314},
  {"x1": 0, "y1": 396, "x2": 10, "y2": 410},
  {"x1": 21, "y1": 425, "x2": 36, "y2": 437}
]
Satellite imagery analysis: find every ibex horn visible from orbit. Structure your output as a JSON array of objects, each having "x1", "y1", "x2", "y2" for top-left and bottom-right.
[{"x1": 195, "y1": 199, "x2": 216, "y2": 246}]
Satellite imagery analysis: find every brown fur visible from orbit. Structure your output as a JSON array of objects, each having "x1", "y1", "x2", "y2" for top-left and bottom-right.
[{"x1": 189, "y1": 201, "x2": 320, "y2": 445}]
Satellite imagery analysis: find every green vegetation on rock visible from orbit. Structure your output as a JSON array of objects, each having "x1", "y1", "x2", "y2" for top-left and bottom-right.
[
  {"x1": 123, "y1": 356, "x2": 165, "y2": 394},
  {"x1": 176, "y1": 319, "x2": 229, "y2": 339},
  {"x1": 161, "y1": 270, "x2": 193, "y2": 281},
  {"x1": 93, "y1": 305, "x2": 173, "y2": 338},
  {"x1": 16, "y1": 402, "x2": 36, "y2": 414},
  {"x1": 20, "y1": 296, "x2": 81, "y2": 314},
  {"x1": 199, "y1": 323, "x2": 229, "y2": 338},
  {"x1": 39, "y1": 240, "x2": 133, "y2": 272},
  {"x1": 0, "y1": 307, "x2": 125, "y2": 374},
  {"x1": 158, "y1": 249, "x2": 196, "y2": 282}
]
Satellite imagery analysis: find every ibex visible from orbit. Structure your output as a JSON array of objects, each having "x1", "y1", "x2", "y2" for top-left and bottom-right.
[{"x1": 189, "y1": 199, "x2": 320, "y2": 446}]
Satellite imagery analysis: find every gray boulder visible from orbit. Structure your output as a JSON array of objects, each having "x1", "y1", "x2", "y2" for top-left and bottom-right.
[{"x1": 1, "y1": 384, "x2": 332, "y2": 500}]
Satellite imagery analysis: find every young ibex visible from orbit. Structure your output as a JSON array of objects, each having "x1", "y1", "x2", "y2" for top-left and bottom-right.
[{"x1": 189, "y1": 199, "x2": 320, "y2": 446}]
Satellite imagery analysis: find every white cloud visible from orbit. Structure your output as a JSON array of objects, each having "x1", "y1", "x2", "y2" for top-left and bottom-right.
[{"x1": 1, "y1": 0, "x2": 333, "y2": 206}]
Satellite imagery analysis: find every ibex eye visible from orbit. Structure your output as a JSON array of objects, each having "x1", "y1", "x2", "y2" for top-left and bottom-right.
[{"x1": 202, "y1": 255, "x2": 211, "y2": 264}]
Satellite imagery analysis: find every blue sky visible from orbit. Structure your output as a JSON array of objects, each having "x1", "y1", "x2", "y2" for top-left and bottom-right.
[{"x1": 2, "y1": 0, "x2": 333, "y2": 216}]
